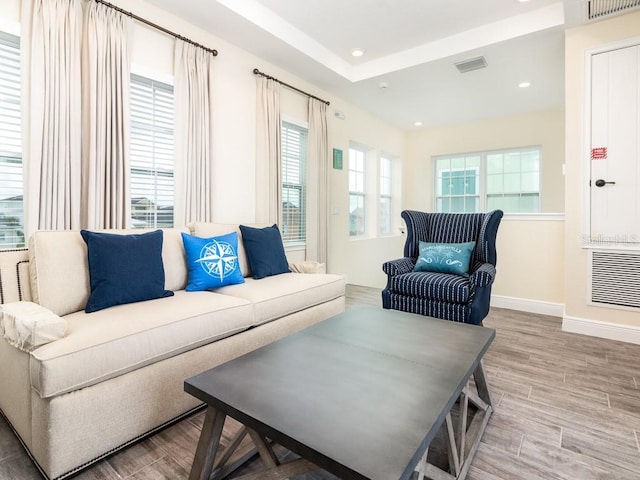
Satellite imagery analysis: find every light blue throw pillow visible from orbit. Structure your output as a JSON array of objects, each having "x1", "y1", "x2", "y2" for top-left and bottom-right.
[
  {"x1": 181, "y1": 232, "x2": 245, "y2": 291},
  {"x1": 414, "y1": 241, "x2": 476, "y2": 277}
]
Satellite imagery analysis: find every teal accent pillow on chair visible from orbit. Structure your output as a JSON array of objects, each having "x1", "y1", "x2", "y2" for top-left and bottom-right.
[
  {"x1": 181, "y1": 232, "x2": 245, "y2": 291},
  {"x1": 80, "y1": 229, "x2": 174, "y2": 313},
  {"x1": 414, "y1": 241, "x2": 476, "y2": 276}
]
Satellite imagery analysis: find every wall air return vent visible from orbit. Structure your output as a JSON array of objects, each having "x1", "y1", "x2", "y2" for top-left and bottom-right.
[
  {"x1": 591, "y1": 251, "x2": 640, "y2": 309},
  {"x1": 454, "y1": 56, "x2": 487, "y2": 74},
  {"x1": 587, "y1": 0, "x2": 640, "y2": 20}
]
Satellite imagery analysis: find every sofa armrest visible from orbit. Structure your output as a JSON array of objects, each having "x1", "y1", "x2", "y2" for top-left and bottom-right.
[
  {"x1": 289, "y1": 260, "x2": 326, "y2": 274},
  {"x1": 1, "y1": 301, "x2": 67, "y2": 352},
  {"x1": 469, "y1": 262, "x2": 496, "y2": 288},
  {"x1": 382, "y1": 257, "x2": 416, "y2": 277}
]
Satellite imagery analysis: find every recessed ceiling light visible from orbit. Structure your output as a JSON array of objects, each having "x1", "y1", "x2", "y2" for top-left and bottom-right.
[
  {"x1": 518, "y1": 81, "x2": 531, "y2": 88},
  {"x1": 414, "y1": 121, "x2": 423, "y2": 127},
  {"x1": 351, "y1": 48, "x2": 364, "y2": 57},
  {"x1": 516, "y1": 0, "x2": 530, "y2": 3}
]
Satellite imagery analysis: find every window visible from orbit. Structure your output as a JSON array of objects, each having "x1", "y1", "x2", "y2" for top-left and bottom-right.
[
  {"x1": 281, "y1": 121, "x2": 307, "y2": 244},
  {"x1": 0, "y1": 32, "x2": 23, "y2": 249},
  {"x1": 435, "y1": 146, "x2": 540, "y2": 213},
  {"x1": 130, "y1": 74, "x2": 174, "y2": 228},
  {"x1": 349, "y1": 147, "x2": 366, "y2": 236},
  {"x1": 486, "y1": 149, "x2": 540, "y2": 212},
  {"x1": 435, "y1": 155, "x2": 480, "y2": 213},
  {"x1": 379, "y1": 156, "x2": 393, "y2": 235}
]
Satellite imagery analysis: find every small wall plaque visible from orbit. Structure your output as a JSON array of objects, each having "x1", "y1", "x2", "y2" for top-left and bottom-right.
[{"x1": 333, "y1": 148, "x2": 343, "y2": 170}]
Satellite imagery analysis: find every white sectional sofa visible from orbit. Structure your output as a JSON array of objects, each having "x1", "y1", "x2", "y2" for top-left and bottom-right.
[{"x1": 0, "y1": 223, "x2": 345, "y2": 480}]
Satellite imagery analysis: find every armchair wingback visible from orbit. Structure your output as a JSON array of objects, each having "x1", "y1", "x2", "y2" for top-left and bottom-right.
[{"x1": 382, "y1": 210, "x2": 503, "y2": 325}]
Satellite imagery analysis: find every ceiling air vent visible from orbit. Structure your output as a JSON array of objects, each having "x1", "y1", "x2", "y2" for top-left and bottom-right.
[
  {"x1": 454, "y1": 56, "x2": 487, "y2": 74},
  {"x1": 587, "y1": 0, "x2": 640, "y2": 20}
]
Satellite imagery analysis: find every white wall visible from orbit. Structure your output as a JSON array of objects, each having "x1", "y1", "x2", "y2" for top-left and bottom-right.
[
  {"x1": 564, "y1": 11, "x2": 640, "y2": 331},
  {"x1": 118, "y1": 0, "x2": 407, "y2": 281},
  {"x1": 405, "y1": 109, "x2": 565, "y2": 213},
  {"x1": 493, "y1": 217, "x2": 565, "y2": 306},
  {"x1": 0, "y1": 1, "x2": 19, "y2": 35},
  {"x1": 2, "y1": 0, "x2": 406, "y2": 285},
  {"x1": 327, "y1": 97, "x2": 406, "y2": 286},
  {"x1": 405, "y1": 109, "x2": 566, "y2": 306},
  {"x1": 120, "y1": 0, "x2": 260, "y2": 225}
]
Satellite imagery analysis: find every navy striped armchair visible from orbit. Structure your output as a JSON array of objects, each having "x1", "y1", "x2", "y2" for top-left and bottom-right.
[{"x1": 382, "y1": 210, "x2": 503, "y2": 325}]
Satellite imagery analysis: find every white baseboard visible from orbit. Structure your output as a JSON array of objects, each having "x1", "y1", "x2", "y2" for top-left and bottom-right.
[
  {"x1": 490, "y1": 295, "x2": 564, "y2": 317},
  {"x1": 491, "y1": 296, "x2": 640, "y2": 345},
  {"x1": 562, "y1": 315, "x2": 640, "y2": 345}
]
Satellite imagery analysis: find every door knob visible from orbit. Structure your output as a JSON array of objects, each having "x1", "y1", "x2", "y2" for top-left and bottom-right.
[{"x1": 594, "y1": 179, "x2": 616, "y2": 187}]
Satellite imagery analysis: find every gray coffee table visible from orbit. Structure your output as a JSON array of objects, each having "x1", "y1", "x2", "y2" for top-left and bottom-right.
[{"x1": 184, "y1": 305, "x2": 495, "y2": 480}]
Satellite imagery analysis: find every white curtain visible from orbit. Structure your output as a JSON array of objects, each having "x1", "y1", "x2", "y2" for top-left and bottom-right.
[
  {"x1": 255, "y1": 77, "x2": 281, "y2": 225},
  {"x1": 81, "y1": 2, "x2": 132, "y2": 229},
  {"x1": 306, "y1": 98, "x2": 329, "y2": 264},
  {"x1": 173, "y1": 40, "x2": 215, "y2": 225},
  {"x1": 22, "y1": 0, "x2": 83, "y2": 234}
]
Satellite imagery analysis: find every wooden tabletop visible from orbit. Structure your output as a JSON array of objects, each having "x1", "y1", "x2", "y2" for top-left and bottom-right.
[{"x1": 185, "y1": 305, "x2": 495, "y2": 480}]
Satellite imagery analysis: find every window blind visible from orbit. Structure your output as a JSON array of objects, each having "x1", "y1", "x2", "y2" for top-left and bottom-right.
[
  {"x1": 379, "y1": 157, "x2": 392, "y2": 235},
  {"x1": 349, "y1": 148, "x2": 366, "y2": 236},
  {"x1": 0, "y1": 32, "x2": 23, "y2": 249},
  {"x1": 130, "y1": 74, "x2": 174, "y2": 228},
  {"x1": 281, "y1": 122, "x2": 307, "y2": 243}
]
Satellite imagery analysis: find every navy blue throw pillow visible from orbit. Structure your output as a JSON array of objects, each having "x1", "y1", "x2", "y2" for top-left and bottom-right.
[
  {"x1": 80, "y1": 229, "x2": 174, "y2": 313},
  {"x1": 181, "y1": 232, "x2": 245, "y2": 291},
  {"x1": 239, "y1": 224, "x2": 290, "y2": 279}
]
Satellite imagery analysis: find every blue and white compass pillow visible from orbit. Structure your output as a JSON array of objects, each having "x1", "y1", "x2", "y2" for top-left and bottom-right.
[{"x1": 181, "y1": 232, "x2": 245, "y2": 291}]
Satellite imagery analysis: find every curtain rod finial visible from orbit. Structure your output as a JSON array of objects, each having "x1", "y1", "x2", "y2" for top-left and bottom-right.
[{"x1": 253, "y1": 68, "x2": 260, "y2": 74}]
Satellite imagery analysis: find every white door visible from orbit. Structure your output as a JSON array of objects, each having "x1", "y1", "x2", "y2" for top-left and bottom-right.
[{"x1": 590, "y1": 44, "x2": 640, "y2": 244}]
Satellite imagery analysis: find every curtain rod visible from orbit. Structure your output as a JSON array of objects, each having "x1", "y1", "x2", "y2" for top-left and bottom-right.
[
  {"x1": 94, "y1": 0, "x2": 218, "y2": 57},
  {"x1": 253, "y1": 68, "x2": 330, "y2": 106}
]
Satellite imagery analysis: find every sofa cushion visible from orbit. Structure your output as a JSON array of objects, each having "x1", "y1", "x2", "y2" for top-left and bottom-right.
[
  {"x1": 391, "y1": 271, "x2": 471, "y2": 304},
  {"x1": 29, "y1": 228, "x2": 189, "y2": 317},
  {"x1": 81, "y1": 230, "x2": 174, "y2": 313},
  {"x1": 216, "y1": 272, "x2": 345, "y2": 326},
  {"x1": 29, "y1": 291, "x2": 253, "y2": 398},
  {"x1": 181, "y1": 232, "x2": 245, "y2": 291}
]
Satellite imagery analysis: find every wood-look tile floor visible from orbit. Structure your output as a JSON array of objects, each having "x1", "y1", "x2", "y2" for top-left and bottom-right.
[{"x1": 2, "y1": 285, "x2": 640, "y2": 479}]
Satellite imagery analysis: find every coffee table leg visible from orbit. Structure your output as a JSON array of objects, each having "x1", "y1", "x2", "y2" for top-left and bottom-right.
[
  {"x1": 457, "y1": 384, "x2": 469, "y2": 467},
  {"x1": 456, "y1": 360, "x2": 493, "y2": 479},
  {"x1": 414, "y1": 448, "x2": 429, "y2": 479},
  {"x1": 189, "y1": 405, "x2": 227, "y2": 480},
  {"x1": 247, "y1": 428, "x2": 280, "y2": 467},
  {"x1": 421, "y1": 360, "x2": 493, "y2": 480},
  {"x1": 473, "y1": 360, "x2": 493, "y2": 407},
  {"x1": 443, "y1": 413, "x2": 461, "y2": 476}
]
